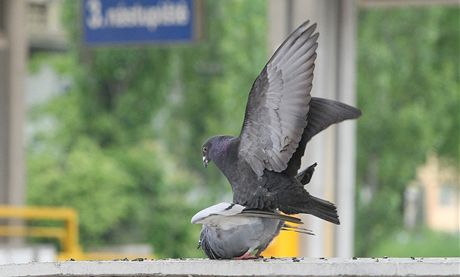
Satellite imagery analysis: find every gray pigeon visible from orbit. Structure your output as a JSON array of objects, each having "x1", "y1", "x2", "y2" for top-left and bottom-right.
[
  {"x1": 201, "y1": 21, "x2": 361, "y2": 223},
  {"x1": 191, "y1": 202, "x2": 313, "y2": 259}
]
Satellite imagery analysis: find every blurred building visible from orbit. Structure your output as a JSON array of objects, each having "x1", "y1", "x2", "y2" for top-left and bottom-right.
[
  {"x1": 406, "y1": 155, "x2": 460, "y2": 233},
  {"x1": 27, "y1": 0, "x2": 68, "y2": 52}
]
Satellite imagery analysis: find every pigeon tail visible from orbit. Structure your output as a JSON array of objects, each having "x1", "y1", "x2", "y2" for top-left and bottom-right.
[
  {"x1": 277, "y1": 186, "x2": 340, "y2": 225},
  {"x1": 302, "y1": 195, "x2": 340, "y2": 225}
]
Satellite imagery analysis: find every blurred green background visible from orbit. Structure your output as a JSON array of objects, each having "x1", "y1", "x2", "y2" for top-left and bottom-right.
[{"x1": 23, "y1": 0, "x2": 459, "y2": 258}]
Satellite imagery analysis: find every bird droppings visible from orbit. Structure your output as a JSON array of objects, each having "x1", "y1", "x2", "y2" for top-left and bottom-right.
[
  {"x1": 352, "y1": 257, "x2": 357, "y2": 260},
  {"x1": 2, "y1": 258, "x2": 459, "y2": 277},
  {"x1": 319, "y1": 257, "x2": 327, "y2": 260},
  {"x1": 411, "y1": 257, "x2": 415, "y2": 260},
  {"x1": 383, "y1": 256, "x2": 388, "y2": 259}
]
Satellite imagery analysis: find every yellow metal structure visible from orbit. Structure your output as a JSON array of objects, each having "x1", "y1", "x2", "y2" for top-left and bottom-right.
[
  {"x1": 0, "y1": 206, "x2": 83, "y2": 260},
  {"x1": 261, "y1": 212, "x2": 301, "y2": 257},
  {"x1": 0, "y1": 206, "x2": 154, "y2": 260},
  {"x1": 261, "y1": 228, "x2": 299, "y2": 257}
]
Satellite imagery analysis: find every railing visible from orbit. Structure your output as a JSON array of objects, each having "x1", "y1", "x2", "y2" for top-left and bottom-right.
[
  {"x1": 0, "y1": 206, "x2": 153, "y2": 261},
  {"x1": 0, "y1": 206, "x2": 82, "y2": 260}
]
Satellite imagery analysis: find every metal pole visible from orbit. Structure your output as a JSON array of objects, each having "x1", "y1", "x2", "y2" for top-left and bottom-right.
[
  {"x1": 0, "y1": 0, "x2": 27, "y2": 245},
  {"x1": 0, "y1": 0, "x2": 8, "y2": 205},
  {"x1": 335, "y1": 0, "x2": 358, "y2": 258},
  {"x1": 0, "y1": 0, "x2": 26, "y2": 207},
  {"x1": 6, "y1": 0, "x2": 27, "y2": 208}
]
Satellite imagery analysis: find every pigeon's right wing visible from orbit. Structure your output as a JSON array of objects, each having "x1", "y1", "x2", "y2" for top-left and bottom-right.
[
  {"x1": 282, "y1": 98, "x2": 362, "y2": 176},
  {"x1": 238, "y1": 21, "x2": 319, "y2": 177}
]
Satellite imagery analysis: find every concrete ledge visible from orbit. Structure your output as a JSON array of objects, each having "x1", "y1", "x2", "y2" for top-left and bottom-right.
[{"x1": 0, "y1": 258, "x2": 459, "y2": 277}]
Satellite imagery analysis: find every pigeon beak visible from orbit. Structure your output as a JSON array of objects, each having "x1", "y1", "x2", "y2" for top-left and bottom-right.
[{"x1": 203, "y1": 156, "x2": 209, "y2": 168}]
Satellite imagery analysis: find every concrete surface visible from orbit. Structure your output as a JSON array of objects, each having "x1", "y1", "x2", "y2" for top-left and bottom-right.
[
  {"x1": 0, "y1": 244, "x2": 56, "y2": 265},
  {"x1": 0, "y1": 257, "x2": 459, "y2": 277}
]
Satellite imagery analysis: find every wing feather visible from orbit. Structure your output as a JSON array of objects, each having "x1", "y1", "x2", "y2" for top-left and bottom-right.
[
  {"x1": 238, "y1": 21, "x2": 319, "y2": 177},
  {"x1": 282, "y1": 97, "x2": 362, "y2": 176}
]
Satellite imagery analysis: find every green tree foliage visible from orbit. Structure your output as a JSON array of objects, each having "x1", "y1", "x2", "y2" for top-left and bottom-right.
[
  {"x1": 356, "y1": 7, "x2": 459, "y2": 255},
  {"x1": 27, "y1": 0, "x2": 267, "y2": 257}
]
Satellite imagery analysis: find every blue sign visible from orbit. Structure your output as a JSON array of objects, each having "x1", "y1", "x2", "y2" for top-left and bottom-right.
[{"x1": 83, "y1": 0, "x2": 196, "y2": 45}]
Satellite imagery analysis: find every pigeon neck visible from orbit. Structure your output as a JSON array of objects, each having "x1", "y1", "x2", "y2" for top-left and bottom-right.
[{"x1": 212, "y1": 137, "x2": 238, "y2": 174}]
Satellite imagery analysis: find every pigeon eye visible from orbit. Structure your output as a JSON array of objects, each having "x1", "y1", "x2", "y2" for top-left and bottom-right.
[{"x1": 203, "y1": 147, "x2": 208, "y2": 153}]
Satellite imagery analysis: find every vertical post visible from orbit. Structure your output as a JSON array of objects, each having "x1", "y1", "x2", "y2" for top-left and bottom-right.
[
  {"x1": 297, "y1": 0, "x2": 340, "y2": 258},
  {"x1": 0, "y1": 0, "x2": 27, "y2": 207},
  {"x1": 0, "y1": 0, "x2": 27, "y2": 245},
  {"x1": 335, "y1": 0, "x2": 357, "y2": 258},
  {"x1": 7, "y1": 0, "x2": 27, "y2": 208},
  {"x1": 0, "y1": 0, "x2": 8, "y2": 205}
]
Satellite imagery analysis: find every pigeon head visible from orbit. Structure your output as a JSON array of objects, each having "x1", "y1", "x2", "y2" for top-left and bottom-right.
[{"x1": 202, "y1": 135, "x2": 233, "y2": 168}]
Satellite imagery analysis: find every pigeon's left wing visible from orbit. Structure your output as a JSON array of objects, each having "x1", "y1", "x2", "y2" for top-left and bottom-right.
[
  {"x1": 240, "y1": 209, "x2": 302, "y2": 224},
  {"x1": 238, "y1": 21, "x2": 318, "y2": 177}
]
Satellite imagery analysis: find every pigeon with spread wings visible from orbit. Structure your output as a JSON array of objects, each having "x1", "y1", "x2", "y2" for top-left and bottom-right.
[{"x1": 201, "y1": 21, "x2": 361, "y2": 223}]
